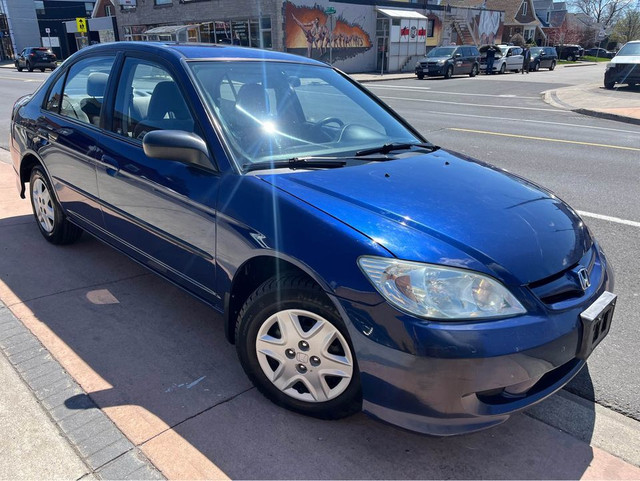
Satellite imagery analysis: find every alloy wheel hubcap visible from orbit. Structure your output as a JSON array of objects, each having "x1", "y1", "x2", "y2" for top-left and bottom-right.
[
  {"x1": 255, "y1": 309, "x2": 353, "y2": 403},
  {"x1": 32, "y1": 178, "x2": 55, "y2": 233}
]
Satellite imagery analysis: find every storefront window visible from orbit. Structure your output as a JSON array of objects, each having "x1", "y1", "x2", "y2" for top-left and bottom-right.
[
  {"x1": 231, "y1": 20, "x2": 249, "y2": 46},
  {"x1": 214, "y1": 21, "x2": 232, "y2": 44}
]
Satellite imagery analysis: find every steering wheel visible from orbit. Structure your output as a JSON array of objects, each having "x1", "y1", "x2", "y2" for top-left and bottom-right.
[{"x1": 316, "y1": 117, "x2": 344, "y2": 128}]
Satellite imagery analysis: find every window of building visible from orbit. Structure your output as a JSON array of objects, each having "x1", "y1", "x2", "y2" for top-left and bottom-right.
[
  {"x1": 60, "y1": 56, "x2": 115, "y2": 126},
  {"x1": 112, "y1": 58, "x2": 194, "y2": 140},
  {"x1": 522, "y1": 2, "x2": 527, "y2": 16},
  {"x1": 427, "y1": 19, "x2": 435, "y2": 37},
  {"x1": 546, "y1": 11, "x2": 550, "y2": 23},
  {"x1": 34, "y1": 1, "x2": 45, "y2": 15},
  {"x1": 105, "y1": 4, "x2": 113, "y2": 16},
  {"x1": 155, "y1": 0, "x2": 171, "y2": 5},
  {"x1": 85, "y1": 2, "x2": 94, "y2": 15}
]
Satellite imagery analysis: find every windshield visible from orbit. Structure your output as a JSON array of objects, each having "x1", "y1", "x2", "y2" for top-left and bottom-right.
[
  {"x1": 427, "y1": 47, "x2": 456, "y2": 58},
  {"x1": 530, "y1": 47, "x2": 543, "y2": 55},
  {"x1": 499, "y1": 46, "x2": 509, "y2": 55},
  {"x1": 189, "y1": 61, "x2": 420, "y2": 168},
  {"x1": 617, "y1": 43, "x2": 640, "y2": 56}
]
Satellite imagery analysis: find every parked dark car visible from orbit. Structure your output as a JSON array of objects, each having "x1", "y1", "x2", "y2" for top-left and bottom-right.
[
  {"x1": 529, "y1": 46, "x2": 558, "y2": 71},
  {"x1": 15, "y1": 47, "x2": 57, "y2": 72},
  {"x1": 585, "y1": 48, "x2": 615, "y2": 59},
  {"x1": 415, "y1": 45, "x2": 480, "y2": 79},
  {"x1": 604, "y1": 40, "x2": 640, "y2": 89},
  {"x1": 554, "y1": 44, "x2": 583, "y2": 61},
  {"x1": 11, "y1": 42, "x2": 616, "y2": 436}
]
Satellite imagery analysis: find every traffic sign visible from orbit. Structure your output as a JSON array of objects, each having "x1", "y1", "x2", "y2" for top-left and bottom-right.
[
  {"x1": 45, "y1": 27, "x2": 50, "y2": 34},
  {"x1": 598, "y1": 30, "x2": 606, "y2": 39},
  {"x1": 76, "y1": 17, "x2": 87, "y2": 33},
  {"x1": 325, "y1": 7, "x2": 336, "y2": 14}
]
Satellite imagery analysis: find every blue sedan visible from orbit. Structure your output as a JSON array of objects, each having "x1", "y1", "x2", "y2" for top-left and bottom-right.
[{"x1": 10, "y1": 42, "x2": 616, "y2": 435}]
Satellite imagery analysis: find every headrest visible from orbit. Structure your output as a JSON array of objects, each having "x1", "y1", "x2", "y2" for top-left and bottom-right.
[{"x1": 87, "y1": 72, "x2": 109, "y2": 98}]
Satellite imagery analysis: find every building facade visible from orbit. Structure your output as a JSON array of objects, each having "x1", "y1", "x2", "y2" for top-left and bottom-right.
[{"x1": 113, "y1": 0, "x2": 503, "y2": 73}]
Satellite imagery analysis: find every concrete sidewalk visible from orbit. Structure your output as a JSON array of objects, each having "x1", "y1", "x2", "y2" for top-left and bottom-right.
[
  {"x1": 543, "y1": 82, "x2": 640, "y2": 125},
  {"x1": 2, "y1": 151, "x2": 640, "y2": 479}
]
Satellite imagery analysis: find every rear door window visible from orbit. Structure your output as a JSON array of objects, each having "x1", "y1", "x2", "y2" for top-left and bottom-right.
[
  {"x1": 45, "y1": 73, "x2": 66, "y2": 113},
  {"x1": 59, "y1": 56, "x2": 115, "y2": 126}
]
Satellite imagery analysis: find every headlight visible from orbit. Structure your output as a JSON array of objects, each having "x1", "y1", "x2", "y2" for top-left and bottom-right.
[
  {"x1": 358, "y1": 257, "x2": 526, "y2": 320},
  {"x1": 437, "y1": 59, "x2": 446, "y2": 65}
]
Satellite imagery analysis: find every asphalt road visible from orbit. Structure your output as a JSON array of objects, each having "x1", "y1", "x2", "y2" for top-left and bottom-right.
[{"x1": 1, "y1": 63, "x2": 639, "y2": 423}]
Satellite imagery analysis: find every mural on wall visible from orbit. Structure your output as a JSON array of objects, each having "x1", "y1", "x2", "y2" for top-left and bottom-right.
[
  {"x1": 470, "y1": 10, "x2": 504, "y2": 45},
  {"x1": 284, "y1": 1, "x2": 372, "y2": 62}
]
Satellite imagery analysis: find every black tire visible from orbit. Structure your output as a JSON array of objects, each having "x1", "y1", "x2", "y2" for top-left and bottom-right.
[
  {"x1": 567, "y1": 54, "x2": 575, "y2": 62},
  {"x1": 29, "y1": 166, "x2": 82, "y2": 245},
  {"x1": 16, "y1": 66, "x2": 22, "y2": 72},
  {"x1": 417, "y1": 73, "x2": 424, "y2": 80},
  {"x1": 235, "y1": 275, "x2": 362, "y2": 420},
  {"x1": 533, "y1": 62, "x2": 540, "y2": 72},
  {"x1": 549, "y1": 60, "x2": 556, "y2": 71},
  {"x1": 444, "y1": 65, "x2": 454, "y2": 79},
  {"x1": 40, "y1": 67, "x2": 45, "y2": 72},
  {"x1": 469, "y1": 64, "x2": 478, "y2": 77},
  {"x1": 604, "y1": 81, "x2": 615, "y2": 90},
  {"x1": 27, "y1": 61, "x2": 33, "y2": 72},
  {"x1": 499, "y1": 63, "x2": 506, "y2": 74}
]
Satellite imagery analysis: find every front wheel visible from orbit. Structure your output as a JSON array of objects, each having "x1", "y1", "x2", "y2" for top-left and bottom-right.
[
  {"x1": 235, "y1": 275, "x2": 361, "y2": 420},
  {"x1": 469, "y1": 64, "x2": 478, "y2": 77},
  {"x1": 604, "y1": 80, "x2": 615, "y2": 89},
  {"x1": 29, "y1": 166, "x2": 82, "y2": 244},
  {"x1": 417, "y1": 73, "x2": 424, "y2": 80},
  {"x1": 27, "y1": 61, "x2": 33, "y2": 72},
  {"x1": 444, "y1": 65, "x2": 454, "y2": 79},
  {"x1": 499, "y1": 63, "x2": 506, "y2": 74},
  {"x1": 549, "y1": 60, "x2": 556, "y2": 71},
  {"x1": 533, "y1": 62, "x2": 540, "y2": 72}
]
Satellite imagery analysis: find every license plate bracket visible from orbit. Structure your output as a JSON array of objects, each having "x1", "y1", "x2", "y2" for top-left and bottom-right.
[{"x1": 577, "y1": 291, "x2": 616, "y2": 360}]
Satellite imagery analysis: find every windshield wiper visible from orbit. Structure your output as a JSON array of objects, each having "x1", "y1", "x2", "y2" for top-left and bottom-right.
[
  {"x1": 355, "y1": 142, "x2": 439, "y2": 157},
  {"x1": 242, "y1": 156, "x2": 348, "y2": 173}
]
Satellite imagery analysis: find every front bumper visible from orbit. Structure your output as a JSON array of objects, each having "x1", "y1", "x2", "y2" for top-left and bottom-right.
[
  {"x1": 605, "y1": 64, "x2": 640, "y2": 85},
  {"x1": 339, "y1": 244, "x2": 614, "y2": 435},
  {"x1": 416, "y1": 65, "x2": 447, "y2": 77}
]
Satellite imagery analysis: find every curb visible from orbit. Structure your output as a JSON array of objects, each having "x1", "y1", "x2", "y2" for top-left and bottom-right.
[
  {"x1": 0, "y1": 303, "x2": 165, "y2": 480},
  {"x1": 542, "y1": 89, "x2": 640, "y2": 126}
]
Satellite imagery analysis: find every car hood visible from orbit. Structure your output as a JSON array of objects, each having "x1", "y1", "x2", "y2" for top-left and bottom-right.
[
  {"x1": 611, "y1": 55, "x2": 640, "y2": 64},
  {"x1": 258, "y1": 150, "x2": 591, "y2": 285}
]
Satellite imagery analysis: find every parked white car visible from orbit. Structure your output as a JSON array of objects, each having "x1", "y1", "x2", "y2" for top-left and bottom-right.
[{"x1": 480, "y1": 45, "x2": 524, "y2": 74}]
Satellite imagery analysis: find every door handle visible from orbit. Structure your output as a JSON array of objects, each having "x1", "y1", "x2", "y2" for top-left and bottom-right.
[{"x1": 101, "y1": 155, "x2": 120, "y2": 177}]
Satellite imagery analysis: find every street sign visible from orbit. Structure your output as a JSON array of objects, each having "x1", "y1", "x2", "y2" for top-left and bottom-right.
[
  {"x1": 45, "y1": 27, "x2": 50, "y2": 34},
  {"x1": 325, "y1": 7, "x2": 336, "y2": 14},
  {"x1": 598, "y1": 31, "x2": 606, "y2": 39},
  {"x1": 76, "y1": 17, "x2": 87, "y2": 33}
]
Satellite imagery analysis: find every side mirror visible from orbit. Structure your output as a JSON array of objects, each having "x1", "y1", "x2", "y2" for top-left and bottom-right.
[
  {"x1": 540, "y1": 51, "x2": 545, "y2": 56},
  {"x1": 454, "y1": 52, "x2": 462, "y2": 58},
  {"x1": 143, "y1": 130, "x2": 212, "y2": 169}
]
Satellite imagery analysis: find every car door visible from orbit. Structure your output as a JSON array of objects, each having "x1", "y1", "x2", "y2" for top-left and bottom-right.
[
  {"x1": 36, "y1": 55, "x2": 115, "y2": 230},
  {"x1": 96, "y1": 55, "x2": 221, "y2": 304},
  {"x1": 18, "y1": 49, "x2": 26, "y2": 68},
  {"x1": 510, "y1": 47, "x2": 524, "y2": 70}
]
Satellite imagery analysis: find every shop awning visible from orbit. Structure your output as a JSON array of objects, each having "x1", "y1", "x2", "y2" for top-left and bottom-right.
[{"x1": 376, "y1": 8, "x2": 428, "y2": 20}]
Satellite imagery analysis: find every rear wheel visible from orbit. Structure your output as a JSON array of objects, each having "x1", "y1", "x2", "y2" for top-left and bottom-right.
[
  {"x1": 235, "y1": 275, "x2": 361, "y2": 420},
  {"x1": 567, "y1": 54, "x2": 575, "y2": 61},
  {"x1": 469, "y1": 64, "x2": 478, "y2": 77},
  {"x1": 417, "y1": 73, "x2": 424, "y2": 80},
  {"x1": 27, "y1": 61, "x2": 33, "y2": 72},
  {"x1": 549, "y1": 60, "x2": 556, "y2": 71},
  {"x1": 29, "y1": 166, "x2": 82, "y2": 245},
  {"x1": 40, "y1": 68, "x2": 45, "y2": 72},
  {"x1": 444, "y1": 65, "x2": 454, "y2": 79}
]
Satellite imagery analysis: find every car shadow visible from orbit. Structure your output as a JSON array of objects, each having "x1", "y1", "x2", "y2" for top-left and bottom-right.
[{"x1": 0, "y1": 211, "x2": 599, "y2": 479}]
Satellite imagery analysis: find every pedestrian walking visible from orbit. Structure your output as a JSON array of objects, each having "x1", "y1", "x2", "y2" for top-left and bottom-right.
[
  {"x1": 485, "y1": 45, "x2": 497, "y2": 75},
  {"x1": 522, "y1": 45, "x2": 531, "y2": 74}
]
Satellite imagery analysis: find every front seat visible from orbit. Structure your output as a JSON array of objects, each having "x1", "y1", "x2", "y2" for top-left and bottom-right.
[
  {"x1": 134, "y1": 81, "x2": 193, "y2": 139},
  {"x1": 81, "y1": 72, "x2": 109, "y2": 125}
]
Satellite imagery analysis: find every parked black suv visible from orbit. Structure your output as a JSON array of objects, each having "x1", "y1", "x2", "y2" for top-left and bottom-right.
[
  {"x1": 585, "y1": 47, "x2": 614, "y2": 59},
  {"x1": 15, "y1": 47, "x2": 57, "y2": 72},
  {"x1": 415, "y1": 45, "x2": 480, "y2": 79},
  {"x1": 529, "y1": 47, "x2": 558, "y2": 71},
  {"x1": 554, "y1": 44, "x2": 583, "y2": 61}
]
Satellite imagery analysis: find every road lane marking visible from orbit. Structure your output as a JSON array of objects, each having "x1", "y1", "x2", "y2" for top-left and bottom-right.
[
  {"x1": 378, "y1": 95, "x2": 563, "y2": 112},
  {"x1": 446, "y1": 127, "x2": 640, "y2": 152},
  {"x1": 0, "y1": 75, "x2": 42, "y2": 83},
  {"x1": 404, "y1": 110, "x2": 640, "y2": 135},
  {"x1": 577, "y1": 211, "x2": 640, "y2": 228},
  {"x1": 368, "y1": 84, "x2": 539, "y2": 99}
]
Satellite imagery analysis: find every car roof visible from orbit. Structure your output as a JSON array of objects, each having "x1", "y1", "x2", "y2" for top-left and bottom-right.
[{"x1": 72, "y1": 41, "x2": 328, "y2": 66}]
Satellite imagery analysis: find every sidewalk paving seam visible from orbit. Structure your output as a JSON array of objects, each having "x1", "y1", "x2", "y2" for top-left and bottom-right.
[{"x1": 0, "y1": 300, "x2": 165, "y2": 480}]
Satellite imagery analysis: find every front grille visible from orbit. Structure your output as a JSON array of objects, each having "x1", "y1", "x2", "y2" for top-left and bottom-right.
[{"x1": 528, "y1": 247, "x2": 595, "y2": 305}]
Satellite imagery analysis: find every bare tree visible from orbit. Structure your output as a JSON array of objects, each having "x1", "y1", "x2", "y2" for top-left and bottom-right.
[
  {"x1": 570, "y1": 0, "x2": 635, "y2": 29},
  {"x1": 611, "y1": 8, "x2": 640, "y2": 43}
]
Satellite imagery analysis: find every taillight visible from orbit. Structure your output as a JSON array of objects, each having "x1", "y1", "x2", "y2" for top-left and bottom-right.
[{"x1": 29, "y1": 53, "x2": 35, "y2": 57}]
